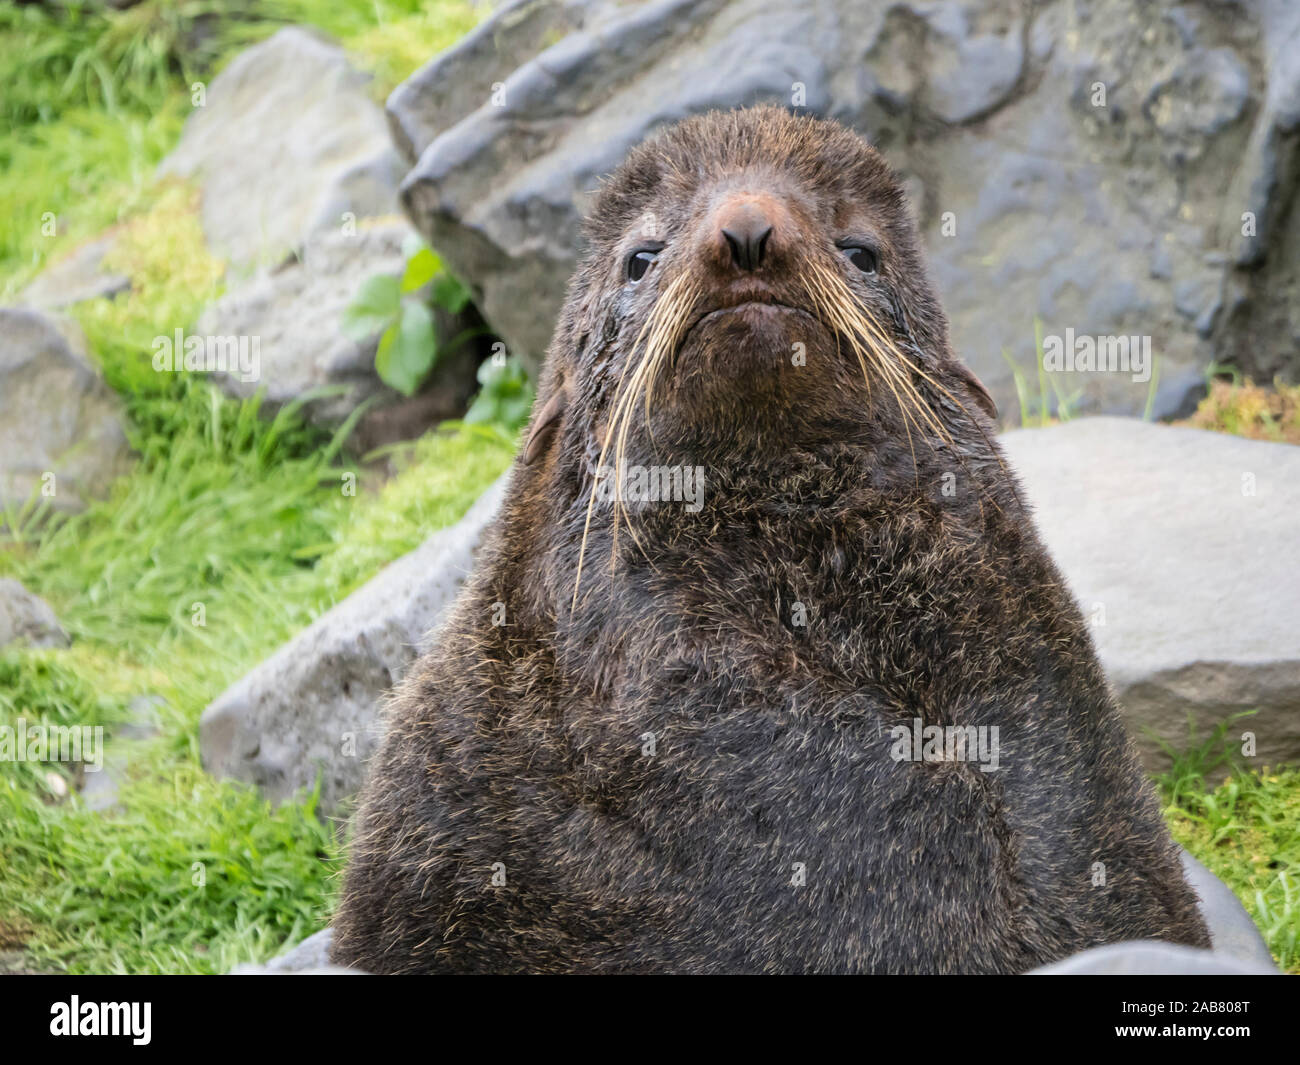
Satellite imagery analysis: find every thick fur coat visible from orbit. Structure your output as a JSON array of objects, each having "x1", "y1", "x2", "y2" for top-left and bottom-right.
[{"x1": 332, "y1": 108, "x2": 1210, "y2": 973}]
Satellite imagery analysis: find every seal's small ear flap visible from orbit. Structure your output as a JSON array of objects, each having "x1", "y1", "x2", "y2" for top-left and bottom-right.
[
  {"x1": 523, "y1": 388, "x2": 567, "y2": 465},
  {"x1": 954, "y1": 363, "x2": 998, "y2": 421}
]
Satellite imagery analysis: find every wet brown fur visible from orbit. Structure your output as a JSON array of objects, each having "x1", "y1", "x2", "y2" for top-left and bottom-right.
[{"x1": 331, "y1": 107, "x2": 1210, "y2": 973}]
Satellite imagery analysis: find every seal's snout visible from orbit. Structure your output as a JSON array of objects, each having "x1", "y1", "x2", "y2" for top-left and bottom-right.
[
  {"x1": 708, "y1": 191, "x2": 790, "y2": 274},
  {"x1": 719, "y1": 201, "x2": 772, "y2": 271}
]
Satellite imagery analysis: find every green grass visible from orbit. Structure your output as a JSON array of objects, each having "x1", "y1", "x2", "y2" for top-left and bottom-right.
[
  {"x1": 0, "y1": 0, "x2": 481, "y2": 295},
  {"x1": 0, "y1": 0, "x2": 502, "y2": 974},
  {"x1": 0, "y1": 413, "x2": 513, "y2": 973},
  {"x1": 0, "y1": 732, "x2": 340, "y2": 975},
  {"x1": 1159, "y1": 723, "x2": 1299, "y2": 974},
  {"x1": 1000, "y1": 316, "x2": 1162, "y2": 428},
  {"x1": 0, "y1": 197, "x2": 511, "y2": 969}
]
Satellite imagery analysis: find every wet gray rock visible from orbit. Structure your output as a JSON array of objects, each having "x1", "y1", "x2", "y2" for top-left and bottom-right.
[
  {"x1": 199, "y1": 475, "x2": 509, "y2": 813},
  {"x1": 160, "y1": 27, "x2": 402, "y2": 271},
  {"x1": 1179, "y1": 849, "x2": 1275, "y2": 969},
  {"x1": 19, "y1": 235, "x2": 130, "y2": 310},
  {"x1": 1031, "y1": 942, "x2": 1276, "y2": 975},
  {"x1": 196, "y1": 218, "x2": 482, "y2": 442},
  {"x1": 389, "y1": 0, "x2": 1300, "y2": 416},
  {"x1": 228, "y1": 928, "x2": 361, "y2": 974},
  {"x1": 78, "y1": 695, "x2": 165, "y2": 814},
  {"x1": 0, "y1": 579, "x2": 69, "y2": 649},
  {"x1": 0, "y1": 307, "x2": 133, "y2": 518},
  {"x1": 1002, "y1": 418, "x2": 1300, "y2": 770}
]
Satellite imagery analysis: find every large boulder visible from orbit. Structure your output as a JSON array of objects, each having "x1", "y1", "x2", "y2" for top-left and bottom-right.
[
  {"x1": 196, "y1": 218, "x2": 484, "y2": 447},
  {"x1": 1002, "y1": 418, "x2": 1300, "y2": 770},
  {"x1": 389, "y1": 0, "x2": 1300, "y2": 417},
  {"x1": 199, "y1": 476, "x2": 509, "y2": 813},
  {"x1": 0, "y1": 307, "x2": 133, "y2": 517},
  {"x1": 160, "y1": 27, "x2": 402, "y2": 271}
]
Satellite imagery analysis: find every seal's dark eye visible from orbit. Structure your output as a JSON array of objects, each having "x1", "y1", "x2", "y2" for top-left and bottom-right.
[
  {"x1": 841, "y1": 245, "x2": 879, "y2": 275},
  {"x1": 627, "y1": 248, "x2": 659, "y2": 282}
]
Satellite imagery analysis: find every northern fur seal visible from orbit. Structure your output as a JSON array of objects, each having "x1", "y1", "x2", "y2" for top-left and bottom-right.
[{"x1": 332, "y1": 107, "x2": 1210, "y2": 973}]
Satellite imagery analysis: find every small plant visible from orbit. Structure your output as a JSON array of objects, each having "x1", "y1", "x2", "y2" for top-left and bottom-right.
[
  {"x1": 341, "y1": 235, "x2": 473, "y2": 397},
  {"x1": 1178, "y1": 366, "x2": 1300, "y2": 444},
  {"x1": 464, "y1": 355, "x2": 534, "y2": 432}
]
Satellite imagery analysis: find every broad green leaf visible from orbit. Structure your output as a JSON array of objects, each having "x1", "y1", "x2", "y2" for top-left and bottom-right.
[
  {"x1": 463, "y1": 392, "x2": 498, "y2": 424},
  {"x1": 431, "y1": 271, "x2": 472, "y2": 313},
  {"x1": 500, "y1": 386, "x2": 535, "y2": 429},
  {"x1": 401, "y1": 247, "x2": 441, "y2": 293},
  {"x1": 384, "y1": 300, "x2": 437, "y2": 397},
  {"x1": 341, "y1": 273, "x2": 401, "y2": 341},
  {"x1": 374, "y1": 323, "x2": 400, "y2": 389},
  {"x1": 465, "y1": 356, "x2": 534, "y2": 430}
]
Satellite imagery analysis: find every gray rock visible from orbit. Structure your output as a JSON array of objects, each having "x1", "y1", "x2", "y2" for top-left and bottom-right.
[
  {"x1": 389, "y1": 0, "x2": 1300, "y2": 413},
  {"x1": 1031, "y1": 941, "x2": 1276, "y2": 975},
  {"x1": 228, "y1": 928, "x2": 362, "y2": 974},
  {"x1": 196, "y1": 218, "x2": 481, "y2": 438},
  {"x1": 199, "y1": 475, "x2": 510, "y2": 812},
  {"x1": 160, "y1": 27, "x2": 402, "y2": 271},
  {"x1": 1001, "y1": 418, "x2": 1300, "y2": 770},
  {"x1": 78, "y1": 695, "x2": 166, "y2": 814},
  {"x1": 19, "y1": 236, "x2": 130, "y2": 310},
  {"x1": 0, "y1": 579, "x2": 69, "y2": 649},
  {"x1": 1179, "y1": 849, "x2": 1275, "y2": 968},
  {"x1": 0, "y1": 307, "x2": 133, "y2": 518}
]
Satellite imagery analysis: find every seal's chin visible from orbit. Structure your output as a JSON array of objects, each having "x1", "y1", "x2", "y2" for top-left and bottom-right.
[{"x1": 675, "y1": 300, "x2": 821, "y2": 374}]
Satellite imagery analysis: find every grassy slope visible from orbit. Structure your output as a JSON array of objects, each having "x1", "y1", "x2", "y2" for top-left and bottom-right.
[
  {"x1": 0, "y1": 0, "x2": 1294, "y2": 975},
  {"x1": 0, "y1": 0, "x2": 507, "y2": 975}
]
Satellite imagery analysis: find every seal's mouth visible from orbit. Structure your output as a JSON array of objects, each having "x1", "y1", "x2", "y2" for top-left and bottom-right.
[
  {"x1": 693, "y1": 300, "x2": 813, "y2": 327},
  {"x1": 677, "y1": 286, "x2": 819, "y2": 349}
]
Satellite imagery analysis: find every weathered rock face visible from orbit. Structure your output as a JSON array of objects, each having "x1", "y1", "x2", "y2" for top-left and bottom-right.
[
  {"x1": 0, "y1": 308, "x2": 133, "y2": 518},
  {"x1": 1002, "y1": 418, "x2": 1300, "y2": 771},
  {"x1": 18, "y1": 235, "x2": 130, "y2": 311},
  {"x1": 196, "y1": 219, "x2": 484, "y2": 445},
  {"x1": 160, "y1": 26, "x2": 402, "y2": 271},
  {"x1": 199, "y1": 477, "x2": 509, "y2": 813},
  {"x1": 0, "y1": 579, "x2": 70, "y2": 649},
  {"x1": 390, "y1": 0, "x2": 1300, "y2": 418}
]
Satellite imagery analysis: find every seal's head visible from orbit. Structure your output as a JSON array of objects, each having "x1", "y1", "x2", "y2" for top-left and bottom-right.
[{"x1": 524, "y1": 106, "x2": 997, "y2": 469}]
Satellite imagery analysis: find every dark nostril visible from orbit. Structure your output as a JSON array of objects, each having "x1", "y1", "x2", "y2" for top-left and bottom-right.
[{"x1": 719, "y1": 205, "x2": 774, "y2": 271}]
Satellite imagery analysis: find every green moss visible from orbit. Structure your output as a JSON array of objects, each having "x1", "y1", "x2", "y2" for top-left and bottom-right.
[
  {"x1": 1177, "y1": 377, "x2": 1300, "y2": 445},
  {"x1": 336, "y1": 1, "x2": 483, "y2": 99}
]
